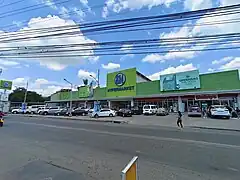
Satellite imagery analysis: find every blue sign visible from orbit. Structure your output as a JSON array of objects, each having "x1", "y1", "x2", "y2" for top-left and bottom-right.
[
  {"x1": 3, "y1": 81, "x2": 9, "y2": 88},
  {"x1": 114, "y1": 73, "x2": 126, "y2": 86}
]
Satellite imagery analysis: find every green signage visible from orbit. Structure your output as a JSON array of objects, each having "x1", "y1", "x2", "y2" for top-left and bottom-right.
[
  {"x1": 106, "y1": 68, "x2": 136, "y2": 97},
  {"x1": 0, "y1": 80, "x2": 12, "y2": 90},
  {"x1": 160, "y1": 70, "x2": 200, "y2": 91},
  {"x1": 78, "y1": 86, "x2": 90, "y2": 98}
]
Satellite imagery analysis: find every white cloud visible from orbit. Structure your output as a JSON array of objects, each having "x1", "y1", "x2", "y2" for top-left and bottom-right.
[
  {"x1": 80, "y1": 0, "x2": 88, "y2": 6},
  {"x1": 102, "y1": 0, "x2": 176, "y2": 17},
  {"x1": 78, "y1": 69, "x2": 96, "y2": 79},
  {"x1": 208, "y1": 68, "x2": 215, "y2": 72},
  {"x1": 120, "y1": 44, "x2": 133, "y2": 52},
  {"x1": 160, "y1": 24, "x2": 192, "y2": 39},
  {"x1": 0, "y1": 15, "x2": 97, "y2": 71},
  {"x1": 59, "y1": 6, "x2": 70, "y2": 18},
  {"x1": 142, "y1": 49, "x2": 196, "y2": 63},
  {"x1": 40, "y1": 0, "x2": 57, "y2": 10},
  {"x1": 212, "y1": 56, "x2": 233, "y2": 65},
  {"x1": 220, "y1": 57, "x2": 240, "y2": 70},
  {"x1": 72, "y1": 7, "x2": 86, "y2": 20},
  {"x1": 12, "y1": 77, "x2": 67, "y2": 96},
  {"x1": 120, "y1": 53, "x2": 134, "y2": 61},
  {"x1": 0, "y1": 59, "x2": 19, "y2": 66},
  {"x1": 148, "y1": 63, "x2": 197, "y2": 80},
  {"x1": 184, "y1": 0, "x2": 212, "y2": 11},
  {"x1": 102, "y1": 62, "x2": 120, "y2": 70}
]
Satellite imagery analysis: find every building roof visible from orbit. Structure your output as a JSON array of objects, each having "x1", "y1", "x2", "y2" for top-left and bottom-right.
[{"x1": 136, "y1": 71, "x2": 151, "y2": 81}]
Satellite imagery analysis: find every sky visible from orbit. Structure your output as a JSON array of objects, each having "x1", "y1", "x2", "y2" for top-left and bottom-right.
[{"x1": 0, "y1": 0, "x2": 240, "y2": 96}]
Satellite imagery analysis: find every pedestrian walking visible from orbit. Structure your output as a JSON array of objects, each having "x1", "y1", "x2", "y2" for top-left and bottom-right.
[
  {"x1": 177, "y1": 111, "x2": 183, "y2": 128},
  {"x1": 236, "y1": 107, "x2": 240, "y2": 119}
]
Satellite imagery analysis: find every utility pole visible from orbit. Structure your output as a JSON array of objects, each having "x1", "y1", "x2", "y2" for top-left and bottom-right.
[
  {"x1": 23, "y1": 81, "x2": 28, "y2": 105},
  {"x1": 64, "y1": 78, "x2": 73, "y2": 116},
  {"x1": 97, "y1": 69, "x2": 100, "y2": 87}
]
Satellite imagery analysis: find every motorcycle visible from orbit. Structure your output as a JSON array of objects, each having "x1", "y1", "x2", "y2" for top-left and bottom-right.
[{"x1": 0, "y1": 118, "x2": 4, "y2": 127}]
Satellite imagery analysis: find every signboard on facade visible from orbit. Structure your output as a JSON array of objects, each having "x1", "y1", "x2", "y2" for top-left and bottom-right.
[
  {"x1": 78, "y1": 86, "x2": 93, "y2": 98},
  {"x1": 106, "y1": 68, "x2": 136, "y2": 97},
  {"x1": 0, "y1": 80, "x2": 12, "y2": 90},
  {"x1": 160, "y1": 70, "x2": 200, "y2": 91}
]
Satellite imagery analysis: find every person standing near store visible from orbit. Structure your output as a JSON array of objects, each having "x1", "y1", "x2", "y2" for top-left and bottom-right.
[{"x1": 177, "y1": 111, "x2": 183, "y2": 129}]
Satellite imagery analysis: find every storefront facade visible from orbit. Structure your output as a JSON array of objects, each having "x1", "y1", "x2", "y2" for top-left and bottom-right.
[{"x1": 48, "y1": 68, "x2": 240, "y2": 112}]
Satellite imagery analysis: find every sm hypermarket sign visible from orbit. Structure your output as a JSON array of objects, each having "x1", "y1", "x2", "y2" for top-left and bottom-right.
[
  {"x1": 0, "y1": 80, "x2": 12, "y2": 90},
  {"x1": 106, "y1": 68, "x2": 136, "y2": 97},
  {"x1": 160, "y1": 70, "x2": 200, "y2": 91}
]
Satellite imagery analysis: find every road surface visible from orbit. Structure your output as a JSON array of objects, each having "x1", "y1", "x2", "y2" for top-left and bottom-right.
[{"x1": 0, "y1": 115, "x2": 240, "y2": 180}]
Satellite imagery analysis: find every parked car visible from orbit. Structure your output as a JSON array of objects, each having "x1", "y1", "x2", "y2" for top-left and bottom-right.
[
  {"x1": 54, "y1": 108, "x2": 68, "y2": 116},
  {"x1": 41, "y1": 107, "x2": 61, "y2": 115},
  {"x1": 156, "y1": 108, "x2": 169, "y2": 116},
  {"x1": 143, "y1": 105, "x2": 157, "y2": 115},
  {"x1": 28, "y1": 105, "x2": 45, "y2": 114},
  {"x1": 188, "y1": 105, "x2": 202, "y2": 117},
  {"x1": 131, "y1": 108, "x2": 142, "y2": 115},
  {"x1": 11, "y1": 108, "x2": 22, "y2": 114},
  {"x1": 116, "y1": 108, "x2": 132, "y2": 117},
  {"x1": 91, "y1": 109, "x2": 116, "y2": 118},
  {"x1": 208, "y1": 105, "x2": 230, "y2": 119},
  {"x1": 37, "y1": 107, "x2": 47, "y2": 114},
  {"x1": 71, "y1": 107, "x2": 89, "y2": 116}
]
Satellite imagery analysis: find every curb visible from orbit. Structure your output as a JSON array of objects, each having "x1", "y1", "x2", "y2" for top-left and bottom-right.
[
  {"x1": 191, "y1": 126, "x2": 240, "y2": 132},
  {"x1": 12, "y1": 114, "x2": 129, "y2": 124}
]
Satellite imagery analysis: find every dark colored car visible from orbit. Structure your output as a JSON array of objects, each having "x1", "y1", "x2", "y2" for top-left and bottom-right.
[
  {"x1": 71, "y1": 107, "x2": 89, "y2": 116},
  {"x1": 131, "y1": 108, "x2": 142, "y2": 115},
  {"x1": 116, "y1": 109, "x2": 132, "y2": 117},
  {"x1": 54, "y1": 108, "x2": 68, "y2": 116}
]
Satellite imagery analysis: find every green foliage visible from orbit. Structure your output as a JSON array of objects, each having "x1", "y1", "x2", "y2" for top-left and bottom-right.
[
  {"x1": 9, "y1": 88, "x2": 47, "y2": 102},
  {"x1": 83, "y1": 79, "x2": 88, "y2": 86}
]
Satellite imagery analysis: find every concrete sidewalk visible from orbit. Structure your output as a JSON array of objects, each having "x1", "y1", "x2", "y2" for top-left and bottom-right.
[
  {"x1": 9, "y1": 114, "x2": 128, "y2": 124},
  {"x1": 128, "y1": 115, "x2": 240, "y2": 132}
]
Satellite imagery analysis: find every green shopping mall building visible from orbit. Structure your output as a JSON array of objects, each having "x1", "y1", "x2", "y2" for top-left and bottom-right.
[{"x1": 47, "y1": 68, "x2": 240, "y2": 112}]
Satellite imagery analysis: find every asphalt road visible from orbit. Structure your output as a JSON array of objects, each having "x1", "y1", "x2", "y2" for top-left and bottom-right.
[{"x1": 0, "y1": 115, "x2": 240, "y2": 180}]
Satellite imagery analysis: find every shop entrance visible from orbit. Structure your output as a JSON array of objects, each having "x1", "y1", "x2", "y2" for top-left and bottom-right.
[{"x1": 110, "y1": 100, "x2": 131, "y2": 110}]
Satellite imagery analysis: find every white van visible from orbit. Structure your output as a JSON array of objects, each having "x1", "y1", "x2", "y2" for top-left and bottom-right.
[
  {"x1": 28, "y1": 105, "x2": 45, "y2": 114},
  {"x1": 143, "y1": 105, "x2": 157, "y2": 115}
]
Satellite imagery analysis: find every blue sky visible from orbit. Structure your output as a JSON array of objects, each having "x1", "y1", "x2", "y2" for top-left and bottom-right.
[{"x1": 0, "y1": 0, "x2": 240, "y2": 96}]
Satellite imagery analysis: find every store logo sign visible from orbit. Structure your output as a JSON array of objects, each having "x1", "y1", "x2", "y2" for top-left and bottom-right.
[
  {"x1": 3, "y1": 81, "x2": 9, "y2": 88},
  {"x1": 114, "y1": 73, "x2": 126, "y2": 86}
]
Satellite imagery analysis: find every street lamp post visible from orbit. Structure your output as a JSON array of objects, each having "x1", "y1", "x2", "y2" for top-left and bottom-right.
[{"x1": 64, "y1": 78, "x2": 73, "y2": 116}]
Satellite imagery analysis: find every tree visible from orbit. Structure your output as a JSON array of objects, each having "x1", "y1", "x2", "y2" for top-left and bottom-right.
[
  {"x1": 83, "y1": 79, "x2": 88, "y2": 86},
  {"x1": 9, "y1": 88, "x2": 46, "y2": 102}
]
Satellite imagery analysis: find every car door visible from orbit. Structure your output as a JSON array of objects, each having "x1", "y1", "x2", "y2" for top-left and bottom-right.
[{"x1": 99, "y1": 109, "x2": 107, "y2": 117}]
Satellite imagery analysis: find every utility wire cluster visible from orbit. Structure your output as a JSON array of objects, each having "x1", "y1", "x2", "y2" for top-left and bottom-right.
[{"x1": 0, "y1": 3, "x2": 240, "y2": 58}]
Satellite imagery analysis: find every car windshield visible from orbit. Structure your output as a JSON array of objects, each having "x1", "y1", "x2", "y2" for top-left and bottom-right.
[{"x1": 144, "y1": 105, "x2": 150, "y2": 109}]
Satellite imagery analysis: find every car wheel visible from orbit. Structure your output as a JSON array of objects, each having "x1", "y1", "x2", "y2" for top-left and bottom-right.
[
  {"x1": 44, "y1": 112, "x2": 48, "y2": 115},
  {"x1": 122, "y1": 114, "x2": 125, "y2": 117},
  {"x1": 109, "y1": 113, "x2": 113, "y2": 117},
  {"x1": 13, "y1": 111, "x2": 17, "y2": 114},
  {"x1": 94, "y1": 114, "x2": 99, "y2": 118},
  {"x1": 57, "y1": 113, "x2": 60, "y2": 116},
  {"x1": 82, "y1": 112, "x2": 86, "y2": 116}
]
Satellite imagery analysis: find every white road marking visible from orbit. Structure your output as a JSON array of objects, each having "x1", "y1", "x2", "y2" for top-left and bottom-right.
[{"x1": 9, "y1": 121, "x2": 240, "y2": 150}]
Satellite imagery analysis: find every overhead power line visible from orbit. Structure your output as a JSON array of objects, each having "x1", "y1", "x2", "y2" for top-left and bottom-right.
[
  {"x1": 1, "y1": 6, "x2": 240, "y2": 43},
  {"x1": 0, "y1": 46, "x2": 239, "y2": 58},
  {"x1": 0, "y1": 0, "x2": 70, "y2": 20},
  {"x1": 0, "y1": 0, "x2": 25, "y2": 9}
]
